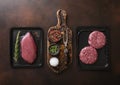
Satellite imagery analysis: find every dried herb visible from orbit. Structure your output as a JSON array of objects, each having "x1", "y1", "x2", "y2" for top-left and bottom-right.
[
  {"x1": 14, "y1": 31, "x2": 21, "y2": 62},
  {"x1": 49, "y1": 44, "x2": 59, "y2": 56}
]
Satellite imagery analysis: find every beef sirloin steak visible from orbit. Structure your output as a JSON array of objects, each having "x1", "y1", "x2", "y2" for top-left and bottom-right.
[{"x1": 20, "y1": 32, "x2": 37, "y2": 64}]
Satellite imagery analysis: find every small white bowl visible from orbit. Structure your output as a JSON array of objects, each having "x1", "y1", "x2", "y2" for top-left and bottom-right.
[{"x1": 49, "y1": 57, "x2": 59, "y2": 67}]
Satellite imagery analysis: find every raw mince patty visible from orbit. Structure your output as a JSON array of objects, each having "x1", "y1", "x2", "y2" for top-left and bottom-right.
[
  {"x1": 88, "y1": 31, "x2": 106, "y2": 49},
  {"x1": 79, "y1": 46, "x2": 98, "y2": 64}
]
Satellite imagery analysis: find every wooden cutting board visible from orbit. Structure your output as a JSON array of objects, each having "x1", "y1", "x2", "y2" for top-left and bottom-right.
[{"x1": 47, "y1": 9, "x2": 72, "y2": 73}]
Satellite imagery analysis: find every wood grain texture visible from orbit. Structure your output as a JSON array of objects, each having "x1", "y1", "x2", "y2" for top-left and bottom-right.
[
  {"x1": 0, "y1": 0, "x2": 119, "y2": 85},
  {"x1": 47, "y1": 27, "x2": 72, "y2": 73}
]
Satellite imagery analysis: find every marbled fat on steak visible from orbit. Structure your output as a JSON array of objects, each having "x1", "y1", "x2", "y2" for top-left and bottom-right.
[{"x1": 21, "y1": 32, "x2": 37, "y2": 64}]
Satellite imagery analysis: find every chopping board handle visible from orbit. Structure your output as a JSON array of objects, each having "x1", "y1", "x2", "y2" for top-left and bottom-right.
[{"x1": 56, "y1": 9, "x2": 68, "y2": 29}]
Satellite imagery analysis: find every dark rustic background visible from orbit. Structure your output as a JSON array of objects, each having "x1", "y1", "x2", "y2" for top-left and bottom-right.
[{"x1": 0, "y1": 0, "x2": 120, "y2": 85}]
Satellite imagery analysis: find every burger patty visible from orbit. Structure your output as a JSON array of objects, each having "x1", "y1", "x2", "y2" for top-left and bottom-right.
[
  {"x1": 79, "y1": 46, "x2": 98, "y2": 64},
  {"x1": 88, "y1": 31, "x2": 106, "y2": 49}
]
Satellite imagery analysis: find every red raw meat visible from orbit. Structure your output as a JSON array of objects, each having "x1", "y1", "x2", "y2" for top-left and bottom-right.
[
  {"x1": 88, "y1": 31, "x2": 106, "y2": 49},
  {"x1": 79, "y1": 46, "x2": 98, "y2": 64},
  {"x1": 21, "y1": 32, "x2": 37, "y2": 64}
]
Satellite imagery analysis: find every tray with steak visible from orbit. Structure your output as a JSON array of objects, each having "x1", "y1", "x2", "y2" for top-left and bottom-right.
[
  {"x1": 47, "y1": 9, "x2": 72, "y2": 73},
  {"x1": 76, "y1": 26, "x2": 111, "y2": 70},
  {"x1": 10, "y1": 27, "x2": 44, "y2": 67}
]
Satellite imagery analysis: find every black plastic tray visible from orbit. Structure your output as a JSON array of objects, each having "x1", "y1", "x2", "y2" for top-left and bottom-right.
[
  {"x1": 10, "y1": 27, "x2": 44, "y2": 68},
  {"x1": 76, "y1": 26, "x2": 111, "y2": 70}
]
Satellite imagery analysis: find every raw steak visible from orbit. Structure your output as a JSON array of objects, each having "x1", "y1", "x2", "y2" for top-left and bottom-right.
[
  {"x1": 79, "y1": 46, "x2": 98, "y2": 64},
  {"x1": 21, "y1": 32, "x2": 37, "y2": 64},
  {"x1": 88, "y1": 31, "x2": 106, "y2": 49}
]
